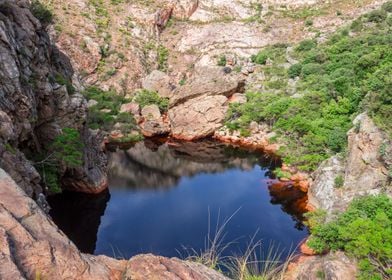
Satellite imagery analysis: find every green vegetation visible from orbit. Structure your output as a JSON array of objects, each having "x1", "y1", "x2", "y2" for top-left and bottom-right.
[
  {"x1": 334, "y1": 175, "x2": 344, "y2": 188},
  {"x1": 226, "y1": 4, "x2": 392, "y2": 171},
  {"x1": 53, "y1": 73, "x2": 75, "y2": 95},
  {"x1": 81, "y1": 86, "x2": 136, "y2": 131},
  {"x1": 34, "y1": 128, "x2": 84, "y2": 193},
  {"x1": 157, "y1": 45, "x2": 169, "y2": 72},
  {"x1": 217, "y1": 55, "x2": 227, "y2": 66},
  {"x1": 134, "y1": 89, "x2": 169, "y2": 112},
  {"x1": 30, "y1": 0, "x2": 53, "y2": 24},
  {"x1": 306, "y1": 195, "x2": 392, "y2": 280},
  {"x1": 273, "y1": 167, "x2": 291, "y2": 179}
]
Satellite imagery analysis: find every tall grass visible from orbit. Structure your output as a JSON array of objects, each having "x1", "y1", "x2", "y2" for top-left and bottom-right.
[{"x1": 180, "y1": 209, "x2": 297, "y2": 279}]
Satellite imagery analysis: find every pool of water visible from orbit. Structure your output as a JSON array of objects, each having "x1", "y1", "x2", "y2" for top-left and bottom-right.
[{"x1": 49, "y1": 139, "x2": 308, "y2": 260}]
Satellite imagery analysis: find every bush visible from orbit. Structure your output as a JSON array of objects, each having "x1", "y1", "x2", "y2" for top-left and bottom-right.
[
  {"x1": 54, "y1": 73, "x2": 75, "y2": 95},
  {"x1": 307, "y1": 195, "x2": 392, "y2": 280},
  {"x1": 367, "y1": 9, "x2": 387, "y2": 23},
  {"x1": 382, "y1": 1, "x2": 392, "y2": 12},
  {"x1": 226, "y1": 4, "x2": 392, "y2": 171},
  {"x1": 295, "y1": 39, "x2": 316, "y2": 52},
  {"x1": 251, "y1": 52, "x2": 268, "y2": 65},
  {"x1": 334, "y1": 175, "x2": 344, "y2": 188},
  {"x1": 82, "y1": 86, "x2": 131, "y2": 131},
  {"x1": 134, "y1": 89, "x2": 169, "y2": 112},
  {"x1": 157, "y1": 45, "x2": 169, "y2": 72},
  {"x1": 288, "y1": 63, "x2": 302, "y2": 78},
  {"x1": 51, "y1": 128, "x2": 84, "y2": 168},
  {"x1": 30, "y1": 0, "x2": 53, "y2": 24},
  {"x1": 34, "y1": 128, "x2": 84, "y2": 194},
  {"x1": 217, "y1": 55, "x2": 227, "y2": 66}
]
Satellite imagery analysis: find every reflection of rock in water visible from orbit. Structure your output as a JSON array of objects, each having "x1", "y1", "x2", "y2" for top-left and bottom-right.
[
  {"x1": 108, "y1": 139, "x2": 281, "y2": 190},
  {"x1": 48, "y1": 190, "x2": 110, "y2": 254},
  {"x1": 268, "y1": 181, "x2": 308, "y2": 230}
]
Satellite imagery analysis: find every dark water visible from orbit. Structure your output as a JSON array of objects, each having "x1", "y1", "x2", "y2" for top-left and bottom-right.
[{"x1": 49, "y1": 139, "x2": 308, "y2": 260}]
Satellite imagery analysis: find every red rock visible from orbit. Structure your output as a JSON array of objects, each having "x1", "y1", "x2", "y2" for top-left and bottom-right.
[
  {"x1": 300, "y1": 240, "x2": 317, "y2": 256},
  {"x1": 297, "y1": 180, "x2": 309, "y2": 192}
]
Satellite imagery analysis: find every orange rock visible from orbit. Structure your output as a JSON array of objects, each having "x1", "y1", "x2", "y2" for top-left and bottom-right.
[
  {"x1": 300, "y1": 240, "x2": 317, "y2": 256},
  {"x1": 281, "y1": 163, "x2": 290, "y2": 172},
  {"x1": 297, "y1": 180, "x2": 309, "y2": 192}
]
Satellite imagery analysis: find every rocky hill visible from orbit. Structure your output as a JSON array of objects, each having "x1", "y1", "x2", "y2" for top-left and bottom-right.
[{"x1": 0, "y1": 0, "x2": 391, "y2": 279}]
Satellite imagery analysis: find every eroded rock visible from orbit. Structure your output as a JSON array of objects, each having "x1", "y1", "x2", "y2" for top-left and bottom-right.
[
  {"x1": 169, "y1": 95, "x2": 228, "y2": 140},
  {"x1": 0, "y1": 0, "x2": 107, "y2": 195}
]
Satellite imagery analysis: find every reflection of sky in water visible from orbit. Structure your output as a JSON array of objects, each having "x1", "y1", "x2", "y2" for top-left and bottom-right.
[{"x1": 95, "y1": 165, "x2": 308, "y2": 259}]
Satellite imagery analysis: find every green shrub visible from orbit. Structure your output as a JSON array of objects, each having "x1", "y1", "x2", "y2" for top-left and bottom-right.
[
  {"x1": 34, "y1": 128, "x2": 84, "y2": 194},
  {"x1": 305, "y1": 19, "x2": 313, "y2": 26},
  {"x1": 382, "y1": 1, "x2": 392, "y2": 12},
  {"x1": 157, "y1": 45, "x2": 169, "y2": 72},
  {"x1": 307, "y1": 195, "x2": 392, "y2": 280},
  {"x1": 295, "y1": 39, "x2": 316, "y2": 52},
  {"x1": 366, "y1": 9, "x2": 387, "y2": 23},
  {"x1": 273, "y1": 167, "x2": 291, "y2": 179},
  {"x1": 334, "y1": 175, "x2": 344, "y2": 188},
  {"x1": 51, "y1": 128, "x2": 84, "y2": 168},
  {"x1": 226, "y1": 4, "x2": 392, "y2": 171},
  {"x1": 134, "y1": 89, "x2": 169, "y2": 112},
  {"x1": 288, "y1": 63, "x2": 302, "y2": 78},
  {"x1": 217, "y1": 55, "x2": 227, "y2": 66},
  {"x1": 82, "y1": 86, "x2": 131, "y2": 131},
  {"x1": 54, "y1": 73, "x2": 75, "y2": 95},
  {"x1": 30, "y1": 0, "x2": 53, "y2": 24}
]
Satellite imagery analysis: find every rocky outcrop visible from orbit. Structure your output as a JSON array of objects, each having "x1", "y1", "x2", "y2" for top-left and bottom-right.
[
  {"x1": 0, "y1": 168, "x2": 228, "y2": 279},
  {"x1": 286, "y1": 252, "x2": 357, "y2": 280},
  {"x1": 139, "y1": 104, "x2": 171, "y2": 137},
  {"x1": 0, "y1": 0, "x2": 107, "y2": 196},
  {"x1": 125, "y1": 254, "x2": 229, "y2": 280},
  {"x1": 307, "y1": 156, "x2": 345, "y2": 213},
  {"x1": 142, "y1": 70, "x2": 175, "y2": 98},
  {"x1": 169, "y1": 95, "x2": 229, "y2": 140},
  {"x1": 309, "y1": 113, "x2": 391, "y2": 214},
  {"x1": 168, "y1": 67, "x2": 245, "y2": 140},
  {"x1": 344, "y1": 113, "x2": 389, "y2": 191}
]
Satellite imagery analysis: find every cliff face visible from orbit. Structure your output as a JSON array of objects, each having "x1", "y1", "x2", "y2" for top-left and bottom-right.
[
  {"x1": 309, "y1": 113, "x2": 391, "y2": 214},
  {"x1": 0, "y1": 0, "x2": 107, "y2": 196}
]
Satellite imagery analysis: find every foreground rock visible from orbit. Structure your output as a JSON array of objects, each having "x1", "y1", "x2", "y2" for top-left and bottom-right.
[
  {"x1": 286, "y1": 252, "x2": 357, "y2": 280},
  {"x1": 0, "y1": 168, "x2": 229, "y2": 280}
]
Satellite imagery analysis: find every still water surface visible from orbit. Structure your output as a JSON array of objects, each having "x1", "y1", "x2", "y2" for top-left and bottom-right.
[{"x1": 49, "y1": 140, "x2": 308, "y2": 260}]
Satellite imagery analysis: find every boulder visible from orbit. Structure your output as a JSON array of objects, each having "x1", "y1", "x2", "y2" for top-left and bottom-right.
[
  {"x1": 171, "y1": 0, "x2": 199, "y2": 20},
  {"x1": 170, "y1": 67, "x2": 245, "y2": 107},
  {"x1": 142, "y1": 70, "x2": 174, "y2": 98},
  {"x1": 126, "y1": 254, "x2": 229, "y2": 280},
  {"x1": 140, "y1": 105, "x2": 170, "y2": 137},
  {"x1": 141, "y1": 104, "x2": 162, "y2": 120},
  {"x1": 120, "y1": 102, "x2": 140, "y2": 115},
  {"x1": 169, "y1": 95, "x2": 228, "y2": 140},
  {"x1": 286, "y1": 252, "x2": 357, "y2": 280}
]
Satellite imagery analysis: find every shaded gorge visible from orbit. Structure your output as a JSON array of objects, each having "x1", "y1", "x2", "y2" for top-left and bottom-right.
[{"x1": 49, "y1": 139, "x2": 308, "y2": 260}]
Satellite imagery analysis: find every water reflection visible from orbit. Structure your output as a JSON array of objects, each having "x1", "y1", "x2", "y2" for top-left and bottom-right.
[
  {"x1": 108, "y1": 139, "x2": 280, "y2": 190},
  {"x1": 49, "y1": 139, "x2": 308, "y2": 259},
  {"x1": 48, "y1": 190, "x2": 110, "y2": 253}
]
